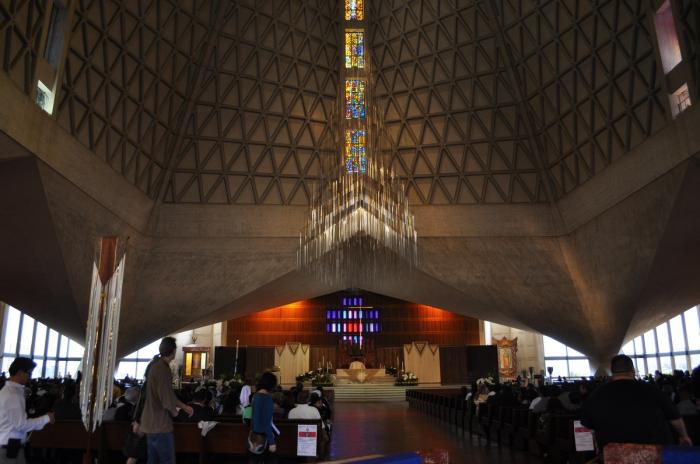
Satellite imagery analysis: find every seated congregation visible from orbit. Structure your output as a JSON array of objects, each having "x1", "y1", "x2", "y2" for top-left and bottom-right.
[
  {"x1": 0, "y1": 338, "x2": 333, "y2": 463},
  {"x1": 409, "y1": 354, "x2": 700, "y2": 463}
]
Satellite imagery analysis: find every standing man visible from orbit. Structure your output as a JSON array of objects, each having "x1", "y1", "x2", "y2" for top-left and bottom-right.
[
  {"x1": 138, "y1": 337, "x2": 193, "y2": 464},
  {"x1": 0, "y1": 357, "x2": 54, "y2": 464},
  {"x1": 582, "y1": 354, "x2": 692, "y2": 452}
]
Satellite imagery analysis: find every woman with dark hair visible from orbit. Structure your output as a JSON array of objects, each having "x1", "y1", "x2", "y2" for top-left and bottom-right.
[{"x1": 247, "y1": 372, "x2": 278, "y2": 456}]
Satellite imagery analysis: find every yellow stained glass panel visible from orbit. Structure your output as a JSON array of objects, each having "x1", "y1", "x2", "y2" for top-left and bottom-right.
[
  {"x1": 345, "y1": 0, "x2": 364, "y2": 21},
  {"x1": 345, "y1": 80, "x2": 366, "y2": 119},
  {"x1": 345, "y1": 30, "x2": 365, "y2": 68},
  {"x1": 345, "y1": 129, "x2": 366, "y2": 173}
]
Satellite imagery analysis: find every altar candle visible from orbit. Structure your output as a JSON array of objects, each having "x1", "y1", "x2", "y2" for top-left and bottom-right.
[{"x1": 234, "y1": 339, "x2": 240, "y2": 374}]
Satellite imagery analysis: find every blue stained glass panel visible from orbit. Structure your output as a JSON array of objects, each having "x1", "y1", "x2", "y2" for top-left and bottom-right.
[{"x1": 345, "y1": 80, "x2": 366, "y2": 119}]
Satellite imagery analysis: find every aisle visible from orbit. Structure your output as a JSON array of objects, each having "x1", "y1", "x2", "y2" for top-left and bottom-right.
[{"x1": 328, "y1": 402, "x2": 542, "y2": 463}]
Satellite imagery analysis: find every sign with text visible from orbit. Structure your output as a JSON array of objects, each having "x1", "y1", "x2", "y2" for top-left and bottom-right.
[
  {"x1": 573, "y1": 420, "x2": 595, "y2": 452},
  {"x1": 297, "y1": 424, "x2": 318, "y2": 457}
]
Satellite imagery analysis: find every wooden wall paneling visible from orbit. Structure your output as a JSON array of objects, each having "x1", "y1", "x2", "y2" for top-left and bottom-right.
[
  {"x1": 466, "y1": 345, "x2": 498, "y2": 383},
  {"x1": 309, "y1": 346, "x2": 337, "y2": 371},
  {"x1": 225, "y1": 291, "x2": 481, "y2": 347},
  {"x1": 375, "y1": 347, "x2": 403, "y2": 369},
  {"x1": 244, "y1": 347, "x2": 274, "y2": 379},
  {"x1": 439, "y1": 346, "x2": 469, "y2": 385}
]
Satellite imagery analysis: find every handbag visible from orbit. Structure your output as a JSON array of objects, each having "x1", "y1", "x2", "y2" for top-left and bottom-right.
[
  {"x1": 5, "y1": 438, "x2": 21, "y2": 459},
  {"x1": 123, "y1": 429, "x2": 147, "y2": 460},
  {"x1": 247, "y1": 430, "x2": 267, "y2": 454}
]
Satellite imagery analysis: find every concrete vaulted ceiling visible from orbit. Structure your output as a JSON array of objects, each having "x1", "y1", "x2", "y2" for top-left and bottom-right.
[{"x1": 1, "y1": 0, "x2": 700, "y2": 370}]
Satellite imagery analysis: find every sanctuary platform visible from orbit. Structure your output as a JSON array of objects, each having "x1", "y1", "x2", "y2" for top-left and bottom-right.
[{"x1": 330, "y1": 383, "x2": 456, "y2": 402}]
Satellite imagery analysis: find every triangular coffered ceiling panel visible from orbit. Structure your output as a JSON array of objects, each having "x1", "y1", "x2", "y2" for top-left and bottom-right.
[{"x1": 29, "y1": 0, "x2": 670, "y2": 204}]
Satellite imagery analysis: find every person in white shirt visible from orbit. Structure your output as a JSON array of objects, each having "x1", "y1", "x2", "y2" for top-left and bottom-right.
[
  {"x1": 287, "y1": 392, "x2": 321, "y2": 420},
  {"x1": 0, "y1": 357, "x2": 54, "y2": 463},
  {"x1": 529, "y1": 387, "x2": 549, "y2": 413},
  {"x1": 238, "y1": 380, "x2": 252, "y2": 415}
]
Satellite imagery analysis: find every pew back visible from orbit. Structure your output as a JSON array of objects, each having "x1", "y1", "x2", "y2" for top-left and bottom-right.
[{"x1": 29, "y1": 419, "x2": 324, "y2": 460}]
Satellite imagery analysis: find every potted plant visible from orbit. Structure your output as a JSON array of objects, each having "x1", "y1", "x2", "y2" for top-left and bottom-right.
[{"x1": 395, "y1": 371, "x2": 419, "y2": 386}]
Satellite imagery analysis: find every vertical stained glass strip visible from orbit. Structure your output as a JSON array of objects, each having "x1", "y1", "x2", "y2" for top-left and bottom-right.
[
  {"x1": 345, "y1": 0, "x2": 364, "y2": 20},
  {"x1": 345, "y1": 30, "x2": 364, "y2": 68},
  {"x1": 345, "y1": 80, "x2": 366, "y2": 119},
  {"x1": 345, "y1": 130, "x2": 366, "y2": 173}
]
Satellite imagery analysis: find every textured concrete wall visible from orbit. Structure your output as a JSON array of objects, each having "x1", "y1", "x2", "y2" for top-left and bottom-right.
[{"x1": 2, "y1": 64, "x2": 700, "y2": 366}]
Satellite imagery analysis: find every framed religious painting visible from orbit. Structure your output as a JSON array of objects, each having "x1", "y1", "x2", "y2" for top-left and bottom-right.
[{"x1": 493, "y1": 336, "x2": 518, "y2": 381}]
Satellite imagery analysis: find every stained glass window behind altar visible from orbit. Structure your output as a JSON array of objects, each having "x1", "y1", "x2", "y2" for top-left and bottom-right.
[
  {"x1": 344, "y1": 0, "x2": 364, "y2": 21},
  {"x1": 325, "y1": 295, "x2": 380, "y2": 345},
  {"x1": 345, "y1": 80, "x2": 366, "y2": 119},
  {"x1": 345, "y1": 30, "x2": 365, "y2": 68},
  {"x1": 345, "y1": 129, "x2": 366, "y2": 173}
]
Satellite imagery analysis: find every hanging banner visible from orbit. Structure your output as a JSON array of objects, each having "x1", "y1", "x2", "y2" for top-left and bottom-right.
[
  {"x1": 297, "y1": 424, "x2": 318, "y2": 457},
  {"x1": 80, "y1": 237, "x2": 126, "y2": 433}
]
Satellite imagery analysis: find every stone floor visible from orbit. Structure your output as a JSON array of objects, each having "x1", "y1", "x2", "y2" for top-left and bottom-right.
[{"x1": 327, "y1": 401, "x2": 543, "y2": 463}]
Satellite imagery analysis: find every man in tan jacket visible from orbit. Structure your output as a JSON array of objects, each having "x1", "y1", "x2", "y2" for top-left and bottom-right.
[{"x1": 137, "y1": 337, "x2": 193, "y2": 464}]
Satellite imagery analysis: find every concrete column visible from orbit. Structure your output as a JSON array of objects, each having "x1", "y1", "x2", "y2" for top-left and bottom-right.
[{"x1": 589, "y1": 356, "x2": 613, "y2": 377}]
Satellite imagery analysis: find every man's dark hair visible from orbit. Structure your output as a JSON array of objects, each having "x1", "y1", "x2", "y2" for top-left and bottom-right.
[
  {"x1": 297, "y1": 390, "x2": 309, "y2": 404},
  {"x1": 610, "y1": 354, "x2": 635, "y2": 374},
  {"x1": 308, "y1": 392, "x2": 322, "y2": 405},
  {"x1": 256, "y1": 371, "x2": 278, "y2": 391},
  {"x1": 158, "y1": 336, "x2": 177, "y2": 357},
  {"x1": 192, "y1": 389, "x2": 208, "y2": 403},
  {"x1": 9, "y1": 357, "x2": 36, "y2": 376},
  {"x1": 63, "y1": 383, "x2": 77, "y2": 401}
]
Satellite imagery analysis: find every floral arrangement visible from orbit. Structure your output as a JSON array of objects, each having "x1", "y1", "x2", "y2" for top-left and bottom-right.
[
  {"x1": 312, "y1": 371, "x2": 334, "y2": 387},
  {"x1": 475, "y1": 376, "x2": 495, "y2": 387},
  {"x1": 385, "y1": 367, "x2": 398, "y2": 377},
  {"x1": 395, "y1": 371, "x2": 418, "y2": 386},
  {"x1": 203, "y1": 373, "x2": 244, "y2": 390},
  {"x1": 296, "y1": 368, "x2": 334, "y2": 386},
  {"x1": 296, "y1": 369, "x2": 317, "y2": 382}
]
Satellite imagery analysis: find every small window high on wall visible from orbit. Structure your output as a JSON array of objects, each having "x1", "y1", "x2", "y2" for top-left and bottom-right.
[
  {"x1": 669, "y1": 83, "x2": 692, "y2": 118},
  {"x1": 654, "y1": 0, "x2": 682, "y2": 74}
]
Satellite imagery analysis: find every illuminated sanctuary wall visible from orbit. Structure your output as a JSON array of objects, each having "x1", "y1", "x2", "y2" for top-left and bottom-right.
[{"x1": 224, "y1": 291, "x2": 480, "y2": 347}]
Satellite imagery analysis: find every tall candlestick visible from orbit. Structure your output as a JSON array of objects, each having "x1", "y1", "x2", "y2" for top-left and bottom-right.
[{"x1": 234, "y1": 339, "x2": 239, "y2": 375}]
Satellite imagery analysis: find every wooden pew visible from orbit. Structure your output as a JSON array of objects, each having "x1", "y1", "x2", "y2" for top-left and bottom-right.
[
  {"x1": 29, "y1": 419, "x2": 324, "y2": 463},
  {"x1": 504, "y1": 407, "x2": 529, "y2": 448}
]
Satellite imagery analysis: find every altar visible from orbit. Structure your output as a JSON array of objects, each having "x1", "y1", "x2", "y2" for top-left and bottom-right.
[
  {"x1": 335, "y1": 368, "x2": 386, "y2": 384},
  {"x1": 335, "y1": 361, "x2": 387, "y2": 384}
]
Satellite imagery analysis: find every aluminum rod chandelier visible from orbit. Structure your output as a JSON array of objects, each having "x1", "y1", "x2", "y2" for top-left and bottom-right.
[{"x1": 298, "y1": 0, "x2": 418, "y2": 286}]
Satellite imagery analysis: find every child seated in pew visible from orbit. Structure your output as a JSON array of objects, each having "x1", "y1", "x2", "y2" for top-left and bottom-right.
[{"x1": 242, "y1": 393, "x2": 253, "y2": 425}]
